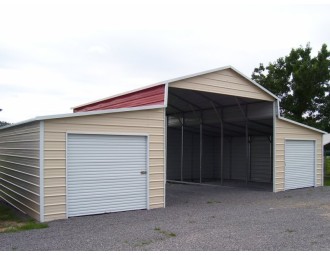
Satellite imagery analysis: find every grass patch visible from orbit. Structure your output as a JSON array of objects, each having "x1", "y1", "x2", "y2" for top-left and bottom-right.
[
  {"x1": 285, "y1": 229, "x2": 296, "y2": 233},
  {"x1": 4, "y1": 220, "x2": 48, "y2": 233},
  {"x1": 326, "y1": 156, "x2": 330, "y2": 176},
  {"x1": 134, "y1": 239, "x2": 153, "y2": 247},
  {"x1": 207, "y1": 200, "x2": 221, "y2": 204},
  {"x1": 154, "y1": 227, "x2": 176, "y2": 237},
  {"x1": 0, "y1": 205, "x2": 21, "y2": 222},
  {"x1": 0, "y1": 202, "x2": 48, "y2": 233},
  {"x1": 323, "y1": 156, "x2": 330, "y2": 186},
  {"x1": 325, "y1": 176, "x2": 330, "y2": 186}
]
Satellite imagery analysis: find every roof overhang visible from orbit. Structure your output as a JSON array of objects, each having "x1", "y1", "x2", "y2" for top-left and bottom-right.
[{"x1": 0, "y1": 105, "x2": 165, "y2": 131}]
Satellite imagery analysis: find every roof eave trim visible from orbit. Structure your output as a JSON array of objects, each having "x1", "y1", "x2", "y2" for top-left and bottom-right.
[{"x1": 278, "y1": 116, "x2": 327, "y2": 134}]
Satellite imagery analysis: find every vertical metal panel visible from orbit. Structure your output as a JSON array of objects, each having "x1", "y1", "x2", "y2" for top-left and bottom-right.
[
  {"x1": 67, "y1": 134, "x2": 148, "y2": 217},
  {"x1": 183, "y1": 130, "x2": 195, "y2": 181},
  {"x1": 285, "y1": 140, "x2": 315, "y2": 190},
  {"x1": 201, "y1": 135, "x2": 215, "y2": 180},
  {"x1": 230, "y1": 137, "x2": 246, "y2": 180},
  {"x1": 166, "y1": 128, "x2": 181, "y2": 180},
  {"x1": 192, "y1": 132, "x2": 201, "y2": 181},
  {"x1": 250, "y1": 136, "x2": 272, "y2": 183},
  {"x1": 219, "y1": 138, "x2": 230, "y2": 180}
]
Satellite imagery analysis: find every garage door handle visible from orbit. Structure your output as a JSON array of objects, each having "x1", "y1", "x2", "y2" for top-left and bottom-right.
[{"x1": 140, "y1": 171, "x2": 147, "y2": 175}]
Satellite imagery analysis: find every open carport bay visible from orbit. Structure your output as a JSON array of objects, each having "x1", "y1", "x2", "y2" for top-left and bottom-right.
[
  {"x1": 1, "y1": 183, "x2": 330, "y2": 251},
  {"x1": 166, "y1": 87, "x2": 274, "y2": 188}
]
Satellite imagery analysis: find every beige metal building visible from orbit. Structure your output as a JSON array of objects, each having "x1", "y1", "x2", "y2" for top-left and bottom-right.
[{"x1": 0, "y1": 66, "x2": 325, "y2": 222}]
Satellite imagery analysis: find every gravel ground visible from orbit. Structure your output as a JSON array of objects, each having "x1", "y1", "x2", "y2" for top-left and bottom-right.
[{"x1": 1, "y1": 183, "x2": 330, "y2": 251}]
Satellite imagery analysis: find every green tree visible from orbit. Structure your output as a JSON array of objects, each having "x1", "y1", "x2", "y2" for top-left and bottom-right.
[
  {"x1": 0, "y1": 121, "x2": 10, "y2": 127},
  {"x1": 252, "y1": 43, "x2": 330, "y2": 132}
]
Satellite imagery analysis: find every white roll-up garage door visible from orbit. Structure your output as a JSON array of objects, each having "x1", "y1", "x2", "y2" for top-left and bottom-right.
[
  {"x1": 285, "y1": 140, "x2": 315, "y2": 190},
  {"x1": 67, "y1": 134, "x2": 148, "y2": 217}
]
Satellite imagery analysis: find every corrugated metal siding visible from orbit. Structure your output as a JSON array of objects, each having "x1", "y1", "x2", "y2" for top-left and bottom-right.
[
  {"x1": 74, "y1": 85, "x2": 165, "y2": 112},
  {"x1": 167, "y1": 128, "x2": 201, "y2": 182},
  {"x1": 250, "y1": 136, "x2": 272, "y2": 183},
  {"x1": 275, "y1": 118, "x2": 323, "y2": 192},
  {"x1": 167, "y1": 127, "x2": 230, "y2": 182},
  {"x1": 169, "y1": 69, "x2": 274, "y2": 101},
  {"x1": 43, "y1": 108, "x2": 164, "y2": 221},
  {"x1": 188, "y1": 132, "x2": 201, "y2": 181},
  {"x1": 0, "y1": 122, "x2": 40, "y2": 220},
  {"x1": 167, "y1": 128, "x2": 219, "y2": 182},
  {"x1": 285, "y1": 140, "x2": 315, "y2": 190},
  {"x1": 67, "y1": 134, "x2": 147, "y2": 217},
  {"x1": 166, "y1": 128, "x2": 181, "y2": 180},
  {"x1": 216, "y1": 138, "x2": 230, "y2": 180},
  {"x1": 182, "y1": 130, "x2": 196, "y2": 180},
  {"x1": 202, "y1": 135, "x2": 215, "y2": 180},
  {"x1": 230, "y1": 137, "x2": 247, "y2": 180},
  {"x1": 167, "y1": 131, "x2": 271, "y2": 184}
]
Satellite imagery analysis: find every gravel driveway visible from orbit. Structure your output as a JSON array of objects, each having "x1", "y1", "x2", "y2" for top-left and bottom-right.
[{"x1": 1, "y1": 183, "x2": 330, "y2": 250}]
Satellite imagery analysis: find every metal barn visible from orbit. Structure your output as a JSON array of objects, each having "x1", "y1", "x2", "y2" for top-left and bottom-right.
[{"x1": 0, "y1": 66, "x2": 325, "y2": 222}]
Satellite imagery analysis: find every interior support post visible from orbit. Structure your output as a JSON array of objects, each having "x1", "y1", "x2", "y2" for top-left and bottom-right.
[
  {"x1": 229, "y1": 137, "x2": 232, "y2": 180},
  {"x1": 210, "y1": 102, "x2": 224, "y2": 185},
  {"x1": 220, "y1": 121, "x2": 224, "y2": 185},
  {"x1": 180, "y1": 113, "x2": 184, "y2": 181},
  {"x1": 270, "y1": 135, "x2": 273, "y2": 183},
  {"x1": 236, "y1": 97, "x2": 249, "y2": 185},
  {"x1": 200, "y1": 113, "x2": 203, "y2": 184},
  {"x1": 249, "y1": 136, "x2": 252, "y2": 181},
  {"x1": 245, "y1": 121, "x2": 249, "y2": 184}
]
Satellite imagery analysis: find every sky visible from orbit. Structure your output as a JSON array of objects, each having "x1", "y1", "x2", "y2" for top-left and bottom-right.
[{"x1": 0, "y1": 0, "x2": 330, "y2": 123}]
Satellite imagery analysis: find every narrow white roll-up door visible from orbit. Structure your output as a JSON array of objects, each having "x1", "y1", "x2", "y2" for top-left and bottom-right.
[
  {"x1": 67, "y1": 134, "x2": 148, "y2": 217},
  {"x1": 285, "y1": 140, "x2": 315, "y2": 190}
]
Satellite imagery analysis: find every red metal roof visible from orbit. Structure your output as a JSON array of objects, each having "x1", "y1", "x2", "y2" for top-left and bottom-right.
[{"x1": 74, "y1": 84, "x2": 165, "y2": 112}]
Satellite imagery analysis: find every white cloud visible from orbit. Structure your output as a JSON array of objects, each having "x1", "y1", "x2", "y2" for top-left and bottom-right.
[
  {"x1": 0, "y1": 1, "x2": 329, "y2": 122},
  {"x1": 88, "y1": 45, "x2": 107, "y2": 55}
]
